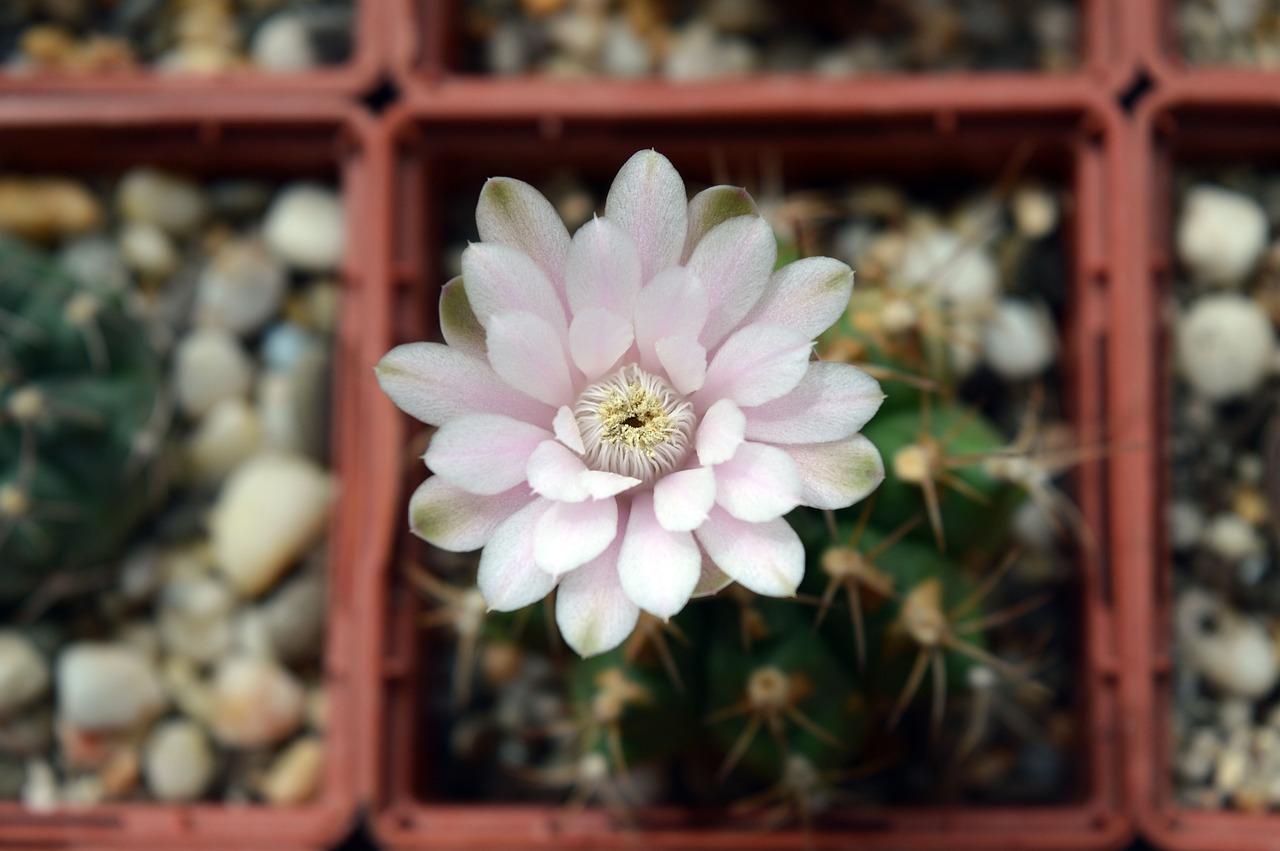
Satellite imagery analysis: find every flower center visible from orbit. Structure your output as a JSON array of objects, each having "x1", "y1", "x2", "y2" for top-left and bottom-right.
[{"x1": 575, "y1": 365, "x2": 695, "y2": 485}]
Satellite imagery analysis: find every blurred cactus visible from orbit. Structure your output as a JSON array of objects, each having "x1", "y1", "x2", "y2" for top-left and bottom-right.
[{"x1": 0, "y1": 236, "x2": 167, "y2": 599}]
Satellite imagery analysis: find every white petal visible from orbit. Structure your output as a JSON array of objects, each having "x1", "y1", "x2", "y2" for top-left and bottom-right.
[
  {"x1": 375, "y1": 342, "x2": 553, "y2": 427},
  {"x1": 534, "y1": 497, "x2": 619, "y2": 576},
  {"x1": 713, "y1": 441, "x2": 802, "y2": 522},
  {"x1": 632, "y1": 266, "x2": 709, "y2": 373},
  {"x1": 653, "y1": 466, "x2": 716, "y2": 533},
  {"x1": 782, "y1": 434, "x2": 885, "y2": 510},
  {"x1": 555, "y1": 531, "x2": 638, "y2": 658},
  {"x1": 424, "y1": 414, "x2": 551, "y2": 495},
  {"x1": 569, "y1": 308, "x2": 634, "y2": 379},
  {"x1": 695, "y1": 398, "x2": 745, "y2": 466},
  {"x1": 461, "y1": 242, "x2": 567, "y2": 336},
  {"x1": 486, "y1": 311, "x2": 575, "y2": 408},
  {"x1": 408, "y1": 477, "x2": 533, "y2": 552},
  {"x1": 617, "y1": 492, "x2": 699, "y2": 619},
  {"x1": 688, "y1": 215, "x2": 776, "y2": 348},
  {"x1": 439, "y1": 276, "x2": 486, "y2": 358},
  {"x1": 697, "y1": 322, "x2": 812, "y2": 409},
  {"x1": 476, "y1": 176, "x2": 572, "y2": 291},
  {"x1": 580, "y1": 470, "x2": 641, "y2": 499},
  {"x1": 695, "y1": 507, "x2": 804, "y2": 597},
  {"x1": 526, "y1": 439, "x2": 589, "y2": 503},
  {"x1": 682, "y1": 186, "x2": 759, "y2": 263},
  {"x1": 655, "y1": 335, "x2": 707, "y2": 395},
  {"x1": 605, "y1": 150, "x2": 688, "y2": 283},
  {"x1": 553, "y1": 405, "x2": 585, "y2": 454},
  {"x1": 691, "y1": 550, "x2": 733, "y2": 597},
  {"x1": 743, "y1": 362, "x2": 885, "y2": 444},
  {"x1": 742, "y1": 257, "x2": 854, "y2": 339},
  {"x1": 565, "y1": 216, "x2": 643, "y2": 317},
  {"x1": 478, "y1": 498, "x2": 558, "y2": 611}
]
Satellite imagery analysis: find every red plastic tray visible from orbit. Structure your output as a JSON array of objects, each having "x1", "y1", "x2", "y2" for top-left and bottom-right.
[
  {"x1": 1125, "y1": 89, "x2": 1280, "y2": 851},
  {"x1": 0, "y1": 98, "x2": 383, "y2": 849},
  {"x1": 393, "y1": 0, "x2": 1134, "y2": 97},
  {"x1": 365, "y1": 91, "x2": 1133, "y2": 850},
  {"x1": 0, "y1": 1, "x2": 384, "y2": 96}
]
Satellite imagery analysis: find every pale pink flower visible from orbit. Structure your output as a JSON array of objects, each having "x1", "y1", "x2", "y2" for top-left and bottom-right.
[{"x1": 377, "y1": 150, "x2": 884, "y2": 657}]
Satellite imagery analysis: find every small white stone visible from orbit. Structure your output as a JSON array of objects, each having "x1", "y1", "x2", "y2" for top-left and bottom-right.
[
  {"x1": 1177, "y1": 185, "x2": 1268, "y2": 287},
  {"x1": 1011, "y1": 499, "x2": 1058, "y2": 551},
  {"x1": 209, "y1": 657, "x2": 305, "y2": 748},
  {"x1": 173, "y1": 328, "x2": 254, "y2": 420},
  {"x1": 1211, "y1": 0, "x2": 1266, "y2": 34},
  {"x1": 485, "y1": 19, "x2": 530, "y2": 76},
  {"x1": 663, "y1": 22, "x2": 757, "y2": 80},
  {"x1": 143, "y1": 720, "x2": 215, "y2": 802},
  {"x1": 158, "y1": 656, "x2": 213, "y2": 723},
  {"x1": 1220, "y1": 697, "x2": 1254, "y2": 730},
  {"x1": 263, "y1": 184, "x2": 345, "y2": 273},
  {"x1": 1176, "y1": 588, "x2": 1280, "y2": 699},
  {"x1": 1011, "y1": 184, "x2": 1059, "y2": 239},
  {"x1": 259, "y1": 736, "x2": 323, "y2": 805},
  {"x1": 600, "y1": 17, "x2": 651, "y2": 78},
  {"x1": 981, "y1": 298, "x2": 1058, "y2": 380},
  {"x1": 117, "y1": 168, "x2": 206, "y2": 236},
  {"x1": 0, "y1": 633, "x2": 48, "y2": 720},
  {"x1": 157, "y1": 574, "x2": 236, "y2": 665},
  {"x1": 896, "y1": 228, "x2": 998, "y2": 309},
  {"x1": 195, "y1": 237, "x2": 288, "y2": 336},
  {"x1": 250, "y1": 13, "x2": 317, "y2": 72},
  {"x1": 261, "y1": 323, "x2": 315, "y2": 372},
  {"x1": 1170, "y1": 501, "x2": 1206, "y2": 552},
  {"x1": 211, "y1": 454, "x2": 333, "y2": 598},
  {"x1": 119, "y1": 221, "x2": 178, "y2": 279},
  {"x1": 546, "y1": 10, "x2": 606, "y2": 61},
  {"x1": 1204, "y1": 512, "x2": 1263, "y2": 562},
  {"x1": 259, "y1": 573, "x2": 326, "y2": 664},
  {"x1": 56, "y1": 644, "x2": 165, "y2": 732},
  {"x1": 1176, "y1": 294, "x2": 1275, "y2": 402},
  {"x1": 256, "y1": 345, "x2": 330, "y2": 459},
  {"x1": 57, "y1": 235, "x2": 130, "y2": 296},
  {"x1": 185, "y1": 397, "x2": 262, "y2": 483},
  {"x1": 21, "y1": 759, "x2": 57, "y2": 812}
]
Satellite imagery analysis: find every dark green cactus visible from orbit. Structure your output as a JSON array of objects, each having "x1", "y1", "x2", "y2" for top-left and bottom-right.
[{"x1": 0, "y1": 236, "x2": 167, "y2": 599}]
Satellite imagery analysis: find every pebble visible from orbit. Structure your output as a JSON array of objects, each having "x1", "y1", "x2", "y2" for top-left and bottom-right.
[
  {"x1": 250, "y1": 13, "x2": 317, "y2": 72},
  {"x1": 896, "y1": 228, "x2": 998, "y2": 309},
  {"x1": 119, "y1": 220, "x2": 179, "y2": 279},
  {"x1": 263, "y1": 184, "x2": 345, "y2": 273},
  {"x1": 980, "y1": 298, "x2": 1058, "y2": 380},
  {"x1": 211, "y1": 453, "x2": 333, "y2": 598},
  {"x1": 261, "y1": 323, "x2": 316, "y2": 372},
  {"x1": 1176, "y1": 588, "x2": 1280, "y2": 699},
  {"x1": 0, "y1": 177, "x2": 101, "y2": 241},
  {"x1": 184, "y1": 397, "x2": 263, "y2": 483},
  {"x1": 259, "y1": 574, "x2": 326, "y2": 664},
  {"x1": 173, "y1": 328, "x2": 254, "y2": 419},
  {"x1": 1177, "y1": 185, "x2": 1268, "y2": 287},
  {"x1": 1204, "y1": 512, "x2": 1263, "y2": 562},
  {"x1": 1176, "y1": 293, "x2": 1276, "y2": 402},
  {"x1": 117, "y1": 168, "x2": 206, "y2": 236},
  {"x1": 662, "y1": 22, "x2": 757, "y2": 81},
  {"x1": 0, "y1": 633, "x2": 49, "y2": 719},
  {"x1": 56, "y1": 643, "x2": 165, "y2": 732},
  {"x1": 259, "y1": 736, "x2": 322, "y2": 804},
  {"x1": 1011, "y1": 184, "x2": 1059, "y2": 239},
  {"x1": 600, "y1": 17, "x2": 651, "y2": 78},
  {"x1": 195, "y1": 236, "x2": 288, "y2": 336},
  {"x1": 57, "y1": 235, "x2": 130, "y2": 296},
  {"x1": 143, "y1": 720, "x2": 216, "y2": 802},
  {"x1": 1170, "y1": 501, "x2": 1206, "y2": 552},
  {"x1": 486, "y1": 19, "x2": 531, "y2": 76},
  {"x1": 157, "y1": 574, "x2": 236, "y2": 665},
  {"x1": 209, "y1": 657, "x2": 305, "y2": 748},
  {"x1": 22, "y1": 758, "x2": 58, "y2": 812},
  {"x1": 256, "y1": 346, "x2": 330, "y2": 459},
  {"x1": 1211, "y1": 0, "x2": 1266, "y2": 34}
]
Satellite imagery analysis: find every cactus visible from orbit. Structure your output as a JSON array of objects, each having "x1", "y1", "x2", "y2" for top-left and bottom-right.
[
  {"x1": 0, "y1": 236, "x2": 167, "y2": 599},
  {"x1": 413, "y1": 169, "x2": 1081, "y2": 826}
]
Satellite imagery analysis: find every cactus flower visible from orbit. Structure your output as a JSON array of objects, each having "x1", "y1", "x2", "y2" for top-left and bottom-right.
[{"x1": 377, "y1": 150, "x2": 885, "y2": 657}]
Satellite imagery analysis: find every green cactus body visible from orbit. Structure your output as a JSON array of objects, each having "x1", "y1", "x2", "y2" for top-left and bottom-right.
[
  {"x1": 0, "y1": 237, "x2": 166, "y2": 598},
  {"x1": 861, "y1": 404, "x2": 1021, "y2": 555}
]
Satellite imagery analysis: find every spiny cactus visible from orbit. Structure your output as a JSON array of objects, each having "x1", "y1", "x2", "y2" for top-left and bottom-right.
[{"x1": 0, "y1": 236, "x2": 167, "y2": 599}]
